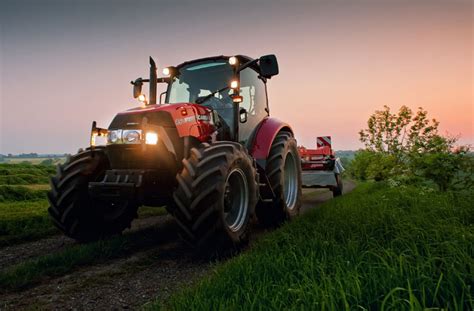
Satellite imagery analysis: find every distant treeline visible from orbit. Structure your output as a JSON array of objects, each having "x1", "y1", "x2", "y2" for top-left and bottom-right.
[{"x1": 0, "y1": 153, "x2": 67, "y2": 159}]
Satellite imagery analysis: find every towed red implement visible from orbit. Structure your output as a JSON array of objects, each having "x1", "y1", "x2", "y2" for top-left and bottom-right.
[{"x1": 298, "y1": 136, "x2": 344, "y2": 197}]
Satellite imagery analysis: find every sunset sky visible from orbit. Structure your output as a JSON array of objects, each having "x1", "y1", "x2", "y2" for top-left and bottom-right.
[{"x1": 0, "y1": 0, "x2": 472, "y2": 154}]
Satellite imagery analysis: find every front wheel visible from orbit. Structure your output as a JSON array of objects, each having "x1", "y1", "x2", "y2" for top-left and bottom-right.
[
  {"x1": 256, "y1": 131, "x2": 302, "y2": 227},
  {"x1": 47, "y1": 147, "x2": 138, "y2": 242},
  {"x1": 170, "y1": 142, "x2": 258, "y2": 248}
]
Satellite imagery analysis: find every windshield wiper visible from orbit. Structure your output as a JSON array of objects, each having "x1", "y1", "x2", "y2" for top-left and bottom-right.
[{"x1": 195, "y1": 86, "x2": 229, "y2": 105}]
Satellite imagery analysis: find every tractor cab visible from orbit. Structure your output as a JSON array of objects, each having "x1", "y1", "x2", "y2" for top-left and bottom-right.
[
  {"x1": 165, "y1": 56, "x2": 270, "y2": 145},
  {"x1": 128, "y1": 55, "x2": 277, "y2": 145}
]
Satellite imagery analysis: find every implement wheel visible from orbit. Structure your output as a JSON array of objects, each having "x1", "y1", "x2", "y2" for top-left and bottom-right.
[{"x1": 332, "y1": 173, "x2": 343, "y2": 197}]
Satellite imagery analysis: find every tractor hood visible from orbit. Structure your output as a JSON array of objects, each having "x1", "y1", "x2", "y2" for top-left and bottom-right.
[{"x1": 108, "y1": 103, "x2": 215, "y2": 141}]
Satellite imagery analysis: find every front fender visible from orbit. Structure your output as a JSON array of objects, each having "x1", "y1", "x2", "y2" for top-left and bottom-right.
[{"x1": 250, "y1": 117, "x2": 293, "y2": 161}]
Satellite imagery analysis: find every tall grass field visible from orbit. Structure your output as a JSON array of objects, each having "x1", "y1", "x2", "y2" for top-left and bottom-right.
[
  {"x1": 0, "y1": 164, "x2": 56, "y2": 245},
  {"x1": 160, "y1": 183, "x2": 473, "y2": 310}
]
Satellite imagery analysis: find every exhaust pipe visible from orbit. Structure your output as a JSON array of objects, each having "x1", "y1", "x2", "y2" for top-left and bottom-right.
[{"x1": 149, "y1": 56, "x2": 157, "y2": 105}]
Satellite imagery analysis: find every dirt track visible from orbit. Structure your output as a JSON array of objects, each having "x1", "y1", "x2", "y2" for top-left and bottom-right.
[{"x1": 0, "y1": 180, "x2": 355, "y2": 310}]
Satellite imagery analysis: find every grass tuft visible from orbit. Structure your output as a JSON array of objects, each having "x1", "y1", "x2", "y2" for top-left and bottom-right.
[{"x1": 0, "y1": 200, "x2": 57, "y2": 246}]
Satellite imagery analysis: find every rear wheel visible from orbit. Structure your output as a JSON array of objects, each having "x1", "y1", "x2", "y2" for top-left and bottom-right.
[
  {"x1": 170, "y1": 142, "x2": 258, "y2": 248},
  {"x1": 256, "y1": 131, "x2": 302, "y2": 227},
  {"x1": 47, "y1": 147, "x2": 138, "y2": 242}
]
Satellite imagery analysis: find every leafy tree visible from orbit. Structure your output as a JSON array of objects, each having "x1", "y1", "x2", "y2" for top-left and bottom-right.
[
  {"x1": 359, "y1": 105, "x2": 454, "y2": 159},
  {"x1": 354, "y1": 105, "x2": 471, "y2": 191}
]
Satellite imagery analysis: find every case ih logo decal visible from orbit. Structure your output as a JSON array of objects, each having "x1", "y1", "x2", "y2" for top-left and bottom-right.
[
  {"x1": 196, "y1": 115, "x2": 210, "y2": 121},
  {"x1": 317, "y1": 136, "x2": 332, "y2": 148},
  {"x1": 175, "y1": 116, "x2": 194, "y2": 125},
  {"x1": 175, "y1": 115, "x2": 210, "y2": 125}
]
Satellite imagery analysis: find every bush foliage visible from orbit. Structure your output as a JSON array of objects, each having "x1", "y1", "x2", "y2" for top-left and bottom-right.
[{"x1": 350, "y1": 106, "x2": 472, "y2": 191}]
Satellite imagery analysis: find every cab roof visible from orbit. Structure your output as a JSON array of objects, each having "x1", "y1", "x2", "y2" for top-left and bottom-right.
[{"x1": 176, "y1": 55, "x2": 258, "y2": 72}]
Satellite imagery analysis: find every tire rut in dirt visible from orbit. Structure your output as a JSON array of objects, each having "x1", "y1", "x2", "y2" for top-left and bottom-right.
[
  {"x1": 0, "y1": 236, "x2": 74, "y2": 269},
  {"x1": 0, "y1": 214, "x2": 172, "y2": 272}
]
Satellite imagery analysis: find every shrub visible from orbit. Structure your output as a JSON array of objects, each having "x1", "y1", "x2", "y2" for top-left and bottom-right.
[
  {"x1": 349, "y1": 150, "x2": 402, "y2": 181},
  {"x1": 411, "y1": 152, "x2": 474, "y2": 191}
]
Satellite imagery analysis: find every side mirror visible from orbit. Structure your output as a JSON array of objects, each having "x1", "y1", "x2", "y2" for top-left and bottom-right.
[
  {"x1": 239, "y1": 107, "x2": 248, "y2": 123},
  {"x1": 259, "y1": 55, "x2": 279, "y2": 78},
  {"x1": 132, "y1": 78, "x2": 143, "y2": 98}
]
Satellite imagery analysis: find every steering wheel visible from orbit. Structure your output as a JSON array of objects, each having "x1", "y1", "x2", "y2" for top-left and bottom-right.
[{"x1": 197, "y1": 96, "x2": 228, "y2": 110}]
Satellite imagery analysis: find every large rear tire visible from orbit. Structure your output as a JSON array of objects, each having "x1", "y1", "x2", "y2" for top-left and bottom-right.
[
  {"x1": 47, "y1": 147, "x2": 138, "y2": 242},
  {"x1": 170, "y1": 142, "x2": 258, "y2": 248},
  {"x1": 256, "y1": 131, "x2": 302, "y2": 227}
]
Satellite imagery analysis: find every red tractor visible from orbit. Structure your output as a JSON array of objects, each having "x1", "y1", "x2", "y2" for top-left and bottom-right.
[
  {"x1": 48, "y1": 55, "x2": 302, "y2": 248},
  {"x1": 298, "y1": 136, "x2": 344, "y2": 197}
]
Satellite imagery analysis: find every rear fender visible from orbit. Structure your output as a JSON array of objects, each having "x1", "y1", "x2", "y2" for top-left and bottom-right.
[{"x1": 250, "y1": 117, "x2": 293, "y2": 164}]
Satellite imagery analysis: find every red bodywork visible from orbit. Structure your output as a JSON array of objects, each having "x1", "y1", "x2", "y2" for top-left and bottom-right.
[
  {"x1": 118, "y1": 104, "x2": 293, "y2": 163},
  {"x1": 298, "y1": 136, "x2": 334, "y2": 171},
  {"x1": 118, "y1": 103, "x2": 216, "y2": 142}
]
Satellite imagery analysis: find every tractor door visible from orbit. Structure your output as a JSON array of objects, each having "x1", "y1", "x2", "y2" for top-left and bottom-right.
[{"x1": 238, "y1": 67, "x2": 268, "y2": 144}]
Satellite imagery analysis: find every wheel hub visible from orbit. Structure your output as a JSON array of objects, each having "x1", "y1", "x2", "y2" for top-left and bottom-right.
[
  {"x1": 283, "y1": 152, "x2": 298, "y2": 210},
  {"x1": 223, "y1": 168, "x2": 249, "y2": 232}
]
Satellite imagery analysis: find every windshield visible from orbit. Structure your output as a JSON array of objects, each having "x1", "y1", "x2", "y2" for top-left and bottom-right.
[
  {"x1": 167, "y1": 60, "x2": 234, "y2": 104},
  {"x1": 166, "y1": 59, "x2": 235, "y2": 137}
]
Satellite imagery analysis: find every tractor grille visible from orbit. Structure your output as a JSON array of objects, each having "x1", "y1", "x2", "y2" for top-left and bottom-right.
[
  {"x1": 109, "y1": 111, "x2": 175, "y2": 129},
  {"x1": 106, "y1": 143, "x2": 177, "y2": 172}
]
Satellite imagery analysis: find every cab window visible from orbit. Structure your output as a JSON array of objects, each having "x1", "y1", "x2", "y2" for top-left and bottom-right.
[{"x1": 238, "y1": 67, "x2": 268, "y2": 144}]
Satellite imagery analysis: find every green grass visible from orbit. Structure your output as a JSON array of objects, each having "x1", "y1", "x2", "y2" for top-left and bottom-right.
[
  {"x1": 0, "y1": 174, "x2": 50, "y2": 185},
  {"x1": 0, "y1": 186, "x2": 51, "y2": 247},
  {"x1": 0, "y1": 163, "x2": 54, "y2": 185},
  {"x1": 0, "y1": 185, "x2": 47, "y2": 202},
  {"x1": 0, "y1": 200, "x2": 57, "y2": 246},
  {"x1": 22, "y1": 184, "x2": 51, "y2": 191},
  {"x1": 159, "y1": 183, "x2": 473, "y2": 310},
  {"x1": 0, "y1": 163, "x2": 56, "y2": 176}
]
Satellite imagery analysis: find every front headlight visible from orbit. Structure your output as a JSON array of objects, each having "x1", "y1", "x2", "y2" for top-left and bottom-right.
[
  {"x1": 107, "y1": 129, "x2": 146, "y2": 145},
  {"x1": 107, "y1": 130, "x2": 122, "y2": 144},
  {"x1": 145, "y1": 132, "x2": 158, "y2": 145},
  {"x1": 123, "y1": 130, "x2": 141, "y2": 143}
]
